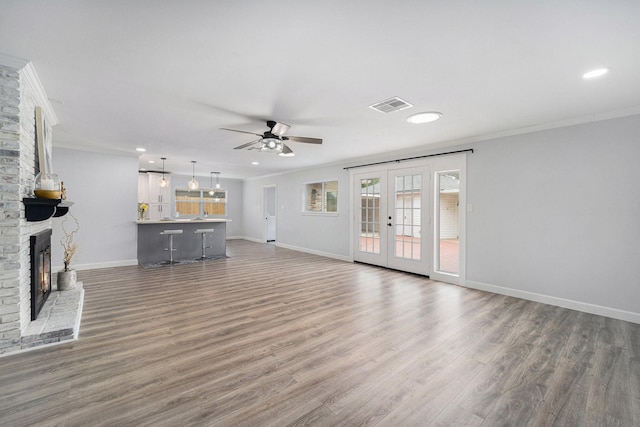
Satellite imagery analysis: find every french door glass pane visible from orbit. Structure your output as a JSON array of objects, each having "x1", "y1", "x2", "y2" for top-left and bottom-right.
[
  {"x1": 394, "y1": 174, "x2": 421, "y2": 260},
  {"x1": 359, "y1": 178, "x2": 380, "y2": 254},
  {"x1": 438, "y1": 171, "x2": 460, "y2": 273}
]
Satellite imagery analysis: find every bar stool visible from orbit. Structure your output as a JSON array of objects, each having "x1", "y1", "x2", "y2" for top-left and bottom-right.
[
  {"x1": 160, "y1": 229, "x2": 183, "y2": 264},
  {"x1": 194, "y1": 228, "x2": 214, "y2": 259}
]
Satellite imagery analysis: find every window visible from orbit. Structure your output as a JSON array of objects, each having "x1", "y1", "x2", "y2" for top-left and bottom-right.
[
  {"x1": 176, "y1": 188, "x2": 227, "y2": 217},
  {"x1": 304, "y1": 180, "x2": 338, "y2": 213}
]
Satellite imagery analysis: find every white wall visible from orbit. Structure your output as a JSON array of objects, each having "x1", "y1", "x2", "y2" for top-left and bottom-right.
[
  {"x1": 439, "y1": 193, "x2": 459, "y2": 239},
  {"x1": 50, "y1": 151, "x2": 245, "y2": 270},
  {"x1": 243, "y1": 165, "x2": 351, "y2": 260},
  {"x1": 242, "y1": 114, "x2": 640, "y2": 321},
  {"x1": 52, "y1": 114, "x2": 640, "y2": 321},
  {"x1": 51, "y1": 148, "x2": 139, "y2": 270},
  {"x1": 466, "y1": 114, "x2": 640, "y2": 318}
]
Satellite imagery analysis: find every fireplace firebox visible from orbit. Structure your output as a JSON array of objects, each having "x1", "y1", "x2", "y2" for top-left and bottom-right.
[{"x1": 30, "y1": 229, "x2": 52, "y2": 320}]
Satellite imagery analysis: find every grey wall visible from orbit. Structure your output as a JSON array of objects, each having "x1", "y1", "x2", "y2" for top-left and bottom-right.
[
  {"x1": 51, "y1": 148, "x2": 139, "y2": 270},
  {"x1": 243, "y1": 165, "x2": 351, "y2": 259},
  {"x1": 466, "y1": 114, "x2": 640, "y2": 315},
  {"x1": 51, "y1": 114, "x2": 640, "y2": 319},
  {"x1": 241, "y1": 114, "x2": 640, "y2": 318}
]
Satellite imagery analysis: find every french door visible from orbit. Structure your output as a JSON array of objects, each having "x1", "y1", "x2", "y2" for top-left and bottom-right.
[{"x1": 353, "y1": 166, "x2": 430, "y2": 276}]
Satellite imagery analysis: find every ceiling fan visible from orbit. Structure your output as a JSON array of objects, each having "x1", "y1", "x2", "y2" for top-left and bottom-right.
[{"x1": 221, "y1": 120, "x2": 322, "y2": 157}]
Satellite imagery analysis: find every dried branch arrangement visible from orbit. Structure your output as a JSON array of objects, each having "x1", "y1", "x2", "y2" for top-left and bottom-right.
[{"x1": 60, "y1": 212, "x2": 80, "y2": 271}]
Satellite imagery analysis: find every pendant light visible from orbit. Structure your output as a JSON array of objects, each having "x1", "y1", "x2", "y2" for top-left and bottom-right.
[
  {"x1": 209, "y1": 172, "x2": 221, "y2": 195},
  {"x1": 188, "y1": 161, "x2": 199, "y2": 190},
  {"x1": 159, "y1": 157, "x2": 168, "y2": 187}
]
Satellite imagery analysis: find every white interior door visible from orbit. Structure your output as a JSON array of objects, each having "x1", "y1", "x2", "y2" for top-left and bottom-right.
[
  {"x1": 353, "y1": 166, "x2": 429, "y2": 275},
  {"x1": 264, "y1": 186, "x2": 276, "y2": 242},
  {"x1": 387, "y1": 167, "x2": 429, "y2": 275},
  {"x1": 353, "y1": 171, "x2": 387, "y2": 266}
]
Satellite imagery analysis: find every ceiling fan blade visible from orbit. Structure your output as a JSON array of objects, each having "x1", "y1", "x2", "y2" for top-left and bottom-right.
[
  {"x1": 281, "y1": 143, "x2": 294, "y2": 155},
  {"x1": 233, "y1": 139, "x2": 261, "y2": 150},
  {"x1": 221, "y1": 128, "x2": 263, "y2": 137},
  {"x1": 286, "y1": 135, "x2": 323, "y2": 144},
  {"x1": 270, "y1": 122, "x2": 290, "y2": 137}
]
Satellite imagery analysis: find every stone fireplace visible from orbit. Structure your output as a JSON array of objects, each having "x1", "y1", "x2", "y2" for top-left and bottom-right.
[{"x1": 0, "y1": 55, "x2": 82, "y2": 355}]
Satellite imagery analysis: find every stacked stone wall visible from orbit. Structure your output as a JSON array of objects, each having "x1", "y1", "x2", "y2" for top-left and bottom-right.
[{"x1": 0, "y1": 62, "x2": 52, "y2": 355}]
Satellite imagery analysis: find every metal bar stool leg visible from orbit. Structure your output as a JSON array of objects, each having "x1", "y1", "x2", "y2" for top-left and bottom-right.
[
  {"x1": 194, "y1": 229, "x2": 215, "y2": 259},
  {"x1": 160, "y1": 229, "x2": 183, "y2": 264}
]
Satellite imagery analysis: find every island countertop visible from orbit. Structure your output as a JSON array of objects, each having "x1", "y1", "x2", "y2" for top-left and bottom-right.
[{"x1": 136, "y1": 218, "x2": 231, "y2": 224}]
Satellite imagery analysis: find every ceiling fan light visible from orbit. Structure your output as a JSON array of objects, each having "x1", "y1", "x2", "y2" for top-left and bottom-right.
[
  {"x1": 407, "y1": 112, "x2": 443, "y2": 124},
  {"x1": 260, "y1": 138, "x2": 283, "y2": 152},
  {"x1": 278, "y1": 151, "x2": 295, "y2": 157}
]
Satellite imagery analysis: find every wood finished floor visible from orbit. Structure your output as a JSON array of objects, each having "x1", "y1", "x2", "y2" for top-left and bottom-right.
[{"x1": 1, "y1": 240, "x2": 639, "y2": 426}]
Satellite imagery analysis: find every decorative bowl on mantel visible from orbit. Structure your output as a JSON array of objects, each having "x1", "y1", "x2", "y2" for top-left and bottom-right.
[
  {"x1": 34, "y1": 189, "x2": 61, "y2": 199},
  {"x1": 34, "y1": 173, "x2": 61, "y2": 199}
]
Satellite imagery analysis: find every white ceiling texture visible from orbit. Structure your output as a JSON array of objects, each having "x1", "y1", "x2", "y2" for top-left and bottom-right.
[{"x1": 1, "y1": 1, "x2": 640, "y2": 179}]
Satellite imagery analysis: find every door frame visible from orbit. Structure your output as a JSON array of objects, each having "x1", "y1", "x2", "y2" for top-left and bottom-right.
[
  {"x1": 430, "y1": 155, "x2": 466, "y2": 285},
  {"x1": 349, "y1": 154, "x2": 466, "y2": 284},
  {"x1": 352, "y1": 169, "x2": 388, "y2": 267},
  {"x1": 385, "y1": 165, "x2": 430, "y2": 275},
  {"x1": 263, "y1": 184, "x2": 277, "y2": 243}
]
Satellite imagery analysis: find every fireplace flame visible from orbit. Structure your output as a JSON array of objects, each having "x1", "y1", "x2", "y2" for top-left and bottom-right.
[{"x1": 40, "y1": 248, "x2": 50, "y2": 293}]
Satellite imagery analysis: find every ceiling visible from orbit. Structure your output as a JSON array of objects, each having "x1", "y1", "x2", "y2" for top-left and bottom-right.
[{"x1": 2, "y1": 1, "x2": 640, "y2": 179}]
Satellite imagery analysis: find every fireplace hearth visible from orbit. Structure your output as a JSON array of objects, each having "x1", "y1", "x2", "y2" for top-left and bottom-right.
[{"x1": 30, "y1": 229, "x2": 52, "y2": 320}]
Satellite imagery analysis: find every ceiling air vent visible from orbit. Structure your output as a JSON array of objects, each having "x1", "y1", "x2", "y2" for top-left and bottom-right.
[{"x1": 369, "y1": 97, "x2": 413, "y2": 113}]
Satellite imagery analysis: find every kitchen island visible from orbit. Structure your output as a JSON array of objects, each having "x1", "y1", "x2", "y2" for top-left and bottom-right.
[{"x1": 137, "y1": 219, "x2": 230, "y2": 265}]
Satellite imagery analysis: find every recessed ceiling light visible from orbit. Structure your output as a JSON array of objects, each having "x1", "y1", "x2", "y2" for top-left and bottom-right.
[
  {"x1": 148, "y1": 160, "x2": 155, "y2": 164},
  {"x1": 583, "y1": 68, "x2": 609, "y2": 79},
  {"x1": 136, "y1": 147, "x2": 146, "y2": 152},
  {"x1": 252, "y1": 161, "x2": 259, "y2": 165},
  {"x1": 407, "y1": 112, "x2": 443, "y2": 124}
]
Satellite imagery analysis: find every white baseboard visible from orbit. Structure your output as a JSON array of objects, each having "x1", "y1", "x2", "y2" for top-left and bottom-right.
[
  {"x1": 54, "y1": 259, "x2": 139, "y2": 272},
  {"x1": 274, "y1": 242, "x2": 351, "y2": 262},
  {"x1": 465, "y1": 280, "x2": 640, "y2": 325},
  {"x1": 232, "y1": 237, "x2": 351, "y2": 262},
  {"x1": 238, "y1": 236, "x2": 264, "y2": 244}
]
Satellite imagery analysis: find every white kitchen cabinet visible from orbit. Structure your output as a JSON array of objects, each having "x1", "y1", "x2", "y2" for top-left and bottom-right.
[
  {"x1": 138, "y1": 172, "x2": 171, "y2": 220},
  {"x1": 138, "y1": 173, "x2": 149, "y2": 203}
]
